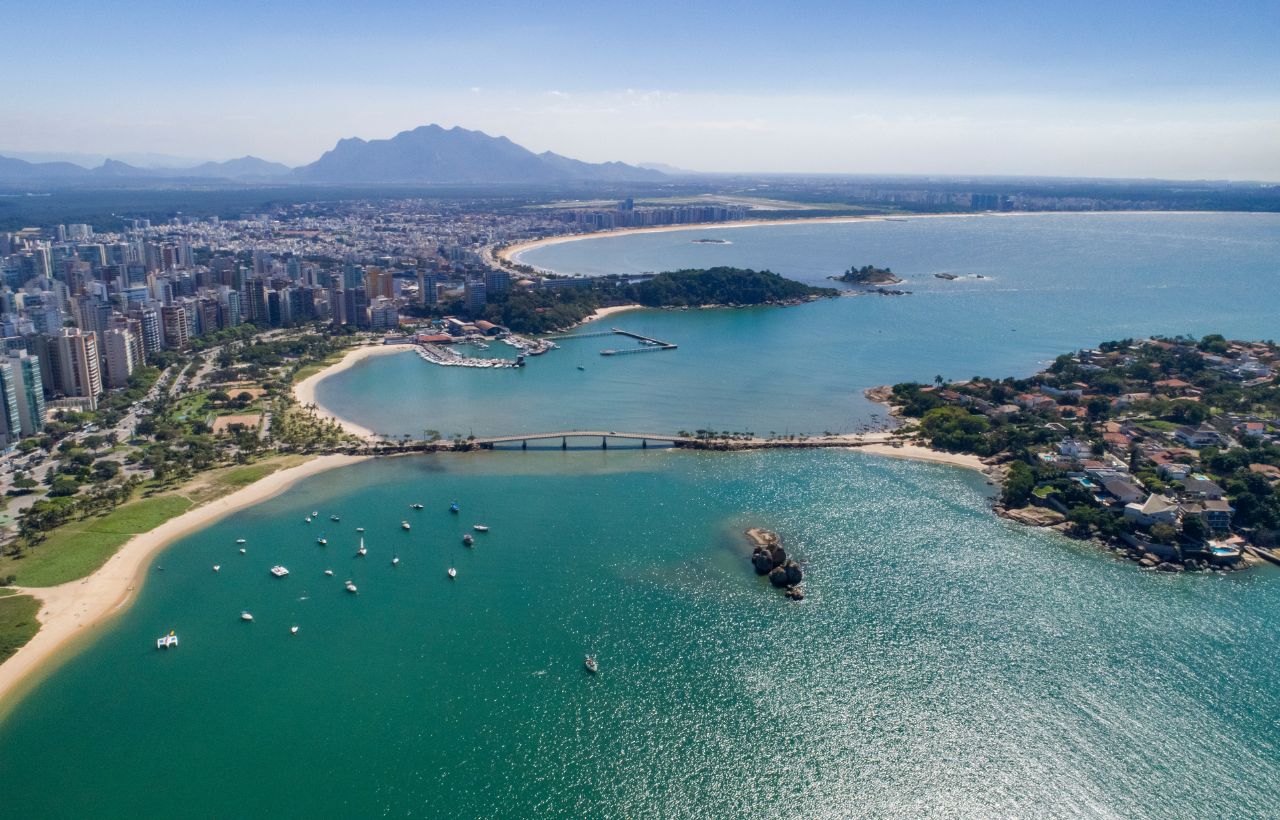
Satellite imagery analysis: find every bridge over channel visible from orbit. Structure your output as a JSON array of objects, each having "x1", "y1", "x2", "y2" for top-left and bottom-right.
[{"x1": 471, "y1": 430, "x2": 697, "y2": 449}]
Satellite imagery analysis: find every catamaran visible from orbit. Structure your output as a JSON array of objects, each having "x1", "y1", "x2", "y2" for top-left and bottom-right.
[
  {"x1": 156, "y1": 631, "x2": 179, "y2": 649},
  {"x1": 462, "y1": 533, "x2": 474, "y2": 546},
  {"x1": 270, "y1": 565, "x2": 289, "y2": 578},
  {"x1": 449, "y1": 503, "x2": 460, "y2": 514}
]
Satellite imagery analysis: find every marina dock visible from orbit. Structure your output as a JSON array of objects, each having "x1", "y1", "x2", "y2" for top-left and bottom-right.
[{"x1": 547, "y1": 327, "x2": 678, "y2": 356}]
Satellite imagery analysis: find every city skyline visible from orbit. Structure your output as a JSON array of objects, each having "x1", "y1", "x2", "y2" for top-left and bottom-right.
[{"x1": 4, "y1": 0, "x2": 1278, "y2": 181}]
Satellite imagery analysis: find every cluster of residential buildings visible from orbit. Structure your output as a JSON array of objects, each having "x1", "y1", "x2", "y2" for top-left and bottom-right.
[{"x1": 559, "y1": 201, "x2": 750, "y2": 231}]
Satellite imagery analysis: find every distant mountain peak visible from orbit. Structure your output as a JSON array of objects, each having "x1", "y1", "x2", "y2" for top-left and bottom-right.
[{"x1": 294, "y1": 123, "x2": 664, "y2": 184}]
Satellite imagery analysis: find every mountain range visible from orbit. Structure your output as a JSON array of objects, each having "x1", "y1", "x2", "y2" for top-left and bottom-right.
[{"x1": 0, "y1": 125, "x2": 664, "y2": 185}]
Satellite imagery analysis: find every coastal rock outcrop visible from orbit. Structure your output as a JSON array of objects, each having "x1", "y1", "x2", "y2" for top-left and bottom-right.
[{"x1": 746, "y1": 528, "x2": 804, "y2": 598}]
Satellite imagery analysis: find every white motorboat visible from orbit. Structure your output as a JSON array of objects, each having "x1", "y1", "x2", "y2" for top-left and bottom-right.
[
  {"x1": 401, "y1": 520, "x2": 411, "y2": 530},
  {"x1": 584, "y1": 655, "x2": 599, "y2": 674},
  {"x1": 239, "y1": 548, "x2": 246, "y2": 555},
  {"x1": 356, "y1": 537, "x2": 367, "y2": 557},
  {"x1": 344, "y1": 580, "x2": 358, "y2": 593},
  {"x1": 212, "y1": 564, "x2": 221, "y2": 572},
  {"x1": 472, "y1": 524, "x2": 489, "y2": 532},
  {"x1": 241, "y1": 611, "x2": 254, "y2": 622},
  {"x1": 290, "y1": 626, "x2": 299, "y2": 635},
  {"x1": 323, "y1": 569, "x2": 334, "y2": 576},
  {"x1": 304, "y1": 517, "x2": 311, "y2": 523},
  {"x1": 270, "y1": 565, "x2": 289, "y2": 578},
  {"x1": 316, "y1": 534, "x2": 328, "y2": 545},
  {"x1": 236, "y1": 538, "x2": 247, "y2": 544},
  {"x1": 447, "y1": 567, "x2": 457, "y2": 578},
  {"x1": 330, "y1": 515, "x2": 340, "y2": 522},
  {"x1": 410, "y1": 503, "x2": 424, "y2": 510},
  {"x1": 311, "y1": 511, "x2": 318, "y2": 518},
  {"x1": 392, "y1": 555, "x2": 400, "y2": 566},
  {"x1": 356, "y1": 527, "x2": 365, "y2": 533}
]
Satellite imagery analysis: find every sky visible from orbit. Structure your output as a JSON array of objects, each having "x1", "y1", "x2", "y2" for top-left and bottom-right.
[{"x1": 3, "y1": 0, "x2": 1279, "y2": 180}]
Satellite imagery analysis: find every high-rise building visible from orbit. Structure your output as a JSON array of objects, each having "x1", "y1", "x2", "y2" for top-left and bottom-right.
[
  {"x1": 130, "y1": 305, "x2": 162, "y2": 359},
  {"x1": 52, "y1": 327, "x2": 103, "y2": 409},
  {"x1": 416, "y1": 269, "x2": 438, "y2": 306},
  {"x1": 464, "y1": 279, "x2": 487, "y2": 316},
  {"x1": 369, "y1": 298, "x2": 399, "y2": 332},
  {"x1": 484, "y1": 269, "x2": 510, "y2": 296},
  {"x1": 160, "y1": 304, "x2": 190, "y2": 349},
  {"x1": 8, "y1": 351, "x2": 45, "y2": 436},
  {"x1": 0, "y1": 359, "x2": 22, "y2": 446},
  {"x1": 244, "y1": 278, "x2": 269, "y2": 326},
  {"x1": 103, "y1": 327, "x2": 137, "y2": 388},
  {"x1": 366, "y1": 267, "x2": 395, "y2": 300}
]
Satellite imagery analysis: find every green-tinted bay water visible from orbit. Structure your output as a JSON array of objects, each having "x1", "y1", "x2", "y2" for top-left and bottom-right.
[{"x1": 2, "y1": 451, "x2": 1278, "y2": 817}]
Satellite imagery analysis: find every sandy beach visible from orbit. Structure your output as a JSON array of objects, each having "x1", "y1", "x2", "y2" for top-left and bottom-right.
[
  {"x1": 854, "y1": 440, "x2": 990, "y2": 472},
  {"x1": 0, "y1": 454, "x2": 367, "y2": 711},
  {"x1": 578, "y1": 303, "x2": 643, "y2": 324},
  {"x1": 497, "y1": 209, "x2": 1223, "y2": 272},
  {"x1": 293, "y1": 344, "x2": 413, "y2": 439}
]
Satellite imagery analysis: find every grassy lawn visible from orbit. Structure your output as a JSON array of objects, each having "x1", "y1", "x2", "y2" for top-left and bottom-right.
[
  {"x1": 292, "y1": 350, "x2": 347, "y2": 384},
  {"x1": 1138, "y1": 419, "x2": 1180, "y2": 432},
  {"x1": 0, "y1": 494, "x2": 193, "y2": 587},
  {"x1": 1032, "y1": 485, "x2": 1058, "y2": 499},
  {"x1": 0, "y1": 455, "x2": 307, "y2": 588},
  {"x1": 0, "y1": 594, "x2": 40, "y2": 662}
]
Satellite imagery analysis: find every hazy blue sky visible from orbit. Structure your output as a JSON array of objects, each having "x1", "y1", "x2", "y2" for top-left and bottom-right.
[{"x1": 4, "y1": 0, "x2": 1278, "y2": 178}]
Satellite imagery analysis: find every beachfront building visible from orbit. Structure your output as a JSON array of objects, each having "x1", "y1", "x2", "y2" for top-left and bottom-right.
[
  {"x1": 8, "y1": 350, "x2": 45, "y2": 435},
  {"x1": 103, "y1": 327, "x2": 138, "y2": 388},
  {"x1": 51, "y1": 327, "x2": 103, "y2": 410},
  {"x1": 0, "y1": 358, "x2": 23, "y2": 446},
  {"x1": 369, "y1": 298, "x2": 399, "y2": 332}
]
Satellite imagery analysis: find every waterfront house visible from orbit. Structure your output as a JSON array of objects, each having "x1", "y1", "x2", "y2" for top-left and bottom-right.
[
  {"x1": 1124, "y1": 494, "x2": 1181, "y2": 527},
  {"x1": 1181, "y1": 499, "x2": 1234, "y2": 533},
  {"x1": 1099, "y1": 476, "x2": 1146, "y2": 506}
]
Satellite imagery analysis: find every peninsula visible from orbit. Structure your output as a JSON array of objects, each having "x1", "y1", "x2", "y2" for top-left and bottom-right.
[{"x1": 884, "y1": 335, "x2": 1280, "y2": 571}]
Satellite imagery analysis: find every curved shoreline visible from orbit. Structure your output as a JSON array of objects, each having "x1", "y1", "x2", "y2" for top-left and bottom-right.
[
  {"x1": 498, "y1": 209, "x2": 1235, "y2": 273},
  {"x1": 0, "y1": 454, "x2": 368, "y2": 713},
  {"x1": 293, "y1": 345, "x2": 414, "y2": 439}
]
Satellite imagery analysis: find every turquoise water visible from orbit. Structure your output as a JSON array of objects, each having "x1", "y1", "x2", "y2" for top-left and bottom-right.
[
  {"x1": 319, "y1": 213, "x2": 1280, "y2": 438},
  {"x1": 4, "y1": 214, "x2": 1280, "y2": 818},
  {"x1": 3, "y1": 450, "x2": 1277, "y2": 818}
]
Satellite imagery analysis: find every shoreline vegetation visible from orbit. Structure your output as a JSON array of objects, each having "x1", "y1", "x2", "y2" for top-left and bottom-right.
[
  {"x1": 453, "y1": 266, "x2": 836, "y2": 335},
  {"x1": 0, "y1": 453, "x2": 365, "y2": 711}
]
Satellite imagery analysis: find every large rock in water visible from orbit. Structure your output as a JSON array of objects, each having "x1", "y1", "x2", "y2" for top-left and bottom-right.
[
  {"x1": 768, "y1": 566, "x2": 790, "y2": 587},
  {"x1": 784, "y1": 561, "x2": 803, "y2": 586},
  {"x1": 751, "y1": 548, "x2": 775, "y2": 574}
]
